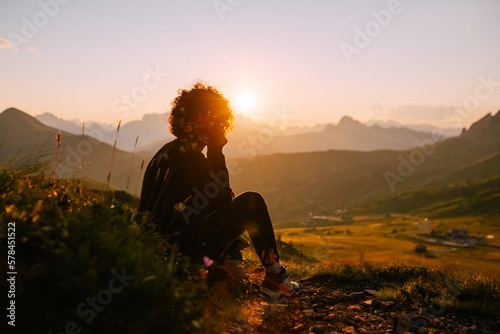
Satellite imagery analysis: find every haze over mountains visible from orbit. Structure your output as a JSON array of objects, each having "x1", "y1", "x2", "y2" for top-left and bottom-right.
[
  {"x1": 35, "y1": 111, "x2": 454, "y2": 158},
  {"x1": 366, "y1": 119, "x2": 460, "y2": 138},
  {"x1": 35, "y1": 112, "x2": 174, "y2": 153},
  {"x1": 2, "y1": 107, "x2": 498, "y2": 222}
]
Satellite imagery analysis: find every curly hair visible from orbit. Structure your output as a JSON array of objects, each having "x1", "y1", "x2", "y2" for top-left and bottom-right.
[{"x1": 168, "y1": 81, "x2": 234, "y2": 142}]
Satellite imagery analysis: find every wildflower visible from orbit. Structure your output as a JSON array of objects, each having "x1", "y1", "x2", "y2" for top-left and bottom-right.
[
  {"x1": 30, "y1": 200, "x2": 43, "y2": 222},
  {"x1": 203, "y1": 256, "x2": 213, "y2": 268},
  {"x1": 5, "y1": 204, "x2": 15, "y2": 214},
  {"x1": 56, "y1": 131, "x2": 61, "y2": 147},
  {"x1": 173, "y1": 202, "x2": 186, "y2": 212},
  {"x1": 78, "y1": 162, "x2": 91, "y2": 171}
]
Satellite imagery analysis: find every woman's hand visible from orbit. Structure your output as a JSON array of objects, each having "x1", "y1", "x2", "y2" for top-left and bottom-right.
[{"x1": 208, "y1": 131, "x2": 228, "y2": 150}]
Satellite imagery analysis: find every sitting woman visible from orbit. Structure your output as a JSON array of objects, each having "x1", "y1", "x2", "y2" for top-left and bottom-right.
[{"x1": 138, "y1": 82, "x2": 299, "y2": 299}]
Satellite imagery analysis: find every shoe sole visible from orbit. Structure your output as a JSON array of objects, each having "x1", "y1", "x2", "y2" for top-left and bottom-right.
[{"x1": 260, "y1": 285, "x2": 297, "y2": 299}]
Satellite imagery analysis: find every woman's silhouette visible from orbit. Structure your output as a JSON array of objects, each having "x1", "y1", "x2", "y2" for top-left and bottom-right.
[{"x1": 138, "y1": 82, "x2": 298, "y2": 298}]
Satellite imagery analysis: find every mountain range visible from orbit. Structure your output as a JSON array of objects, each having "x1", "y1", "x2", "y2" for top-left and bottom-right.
[
  {"x1": 35, "y1": 112, "x2": 174, "y2": 153},
  {"x1": 35, "y1": 112, "x2": 452, "y2": 158},
  {"x1": 227, "y1": 111, "x2": 500, "y2": 221},
  {"x1": 365, "y1": 119, "x2": 460, "y2": 138},
  {"x1": 2, "y1": 107, "x2": 499, "y2": 222}
]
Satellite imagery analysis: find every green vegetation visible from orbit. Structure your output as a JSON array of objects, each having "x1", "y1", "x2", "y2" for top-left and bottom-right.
[
  {"x1": 307, "y1": 262, "x2": 500, "y2": 317},
  {"x1": 360, "y1": 175, "x2": 500, "y2": 218},
  {"x1": 375, "y1": 287, "x2": 401, "y2": 301},
  {"x1": 0, "y1": 168, "x2": 205, "y2": 334}
]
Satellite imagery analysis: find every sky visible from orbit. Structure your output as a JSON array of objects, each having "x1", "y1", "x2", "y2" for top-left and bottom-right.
[{"x1": 1, "y1": 0, "x2": 500, "y2": 129}]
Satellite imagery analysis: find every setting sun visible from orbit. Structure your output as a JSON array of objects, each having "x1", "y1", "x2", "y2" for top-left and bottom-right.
[{"x1": 234, "y1": 90, "x2": 258, "y2": 115}]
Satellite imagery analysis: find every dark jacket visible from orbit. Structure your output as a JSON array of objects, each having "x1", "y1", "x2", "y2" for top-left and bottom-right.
[{"x1": 138, "y1": 139, "x2": 233, "y2": 252}]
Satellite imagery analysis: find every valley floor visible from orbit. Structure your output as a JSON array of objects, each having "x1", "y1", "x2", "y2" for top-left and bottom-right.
[{"x1": 274, "y1": 214, "x2": 500, "y2": 276}]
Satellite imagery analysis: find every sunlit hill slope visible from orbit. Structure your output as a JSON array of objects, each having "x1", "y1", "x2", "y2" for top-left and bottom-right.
[{"x1": 0, "y1": 108, "x2": 149, "y2": 194}]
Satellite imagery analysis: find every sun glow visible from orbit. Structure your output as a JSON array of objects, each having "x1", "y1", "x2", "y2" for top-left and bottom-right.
[{"x1": 234, "y1": 90, "x2": 258, "y2": 115}]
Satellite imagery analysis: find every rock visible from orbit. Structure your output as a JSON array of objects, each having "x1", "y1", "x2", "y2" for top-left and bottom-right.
[
  {"x1": 296, "y1": 301, "x2": 305, "y2": 310},
  {"x1": 333, "y1": 291, "x2": 347, "y2": 302},
  {"x1": 308, "y1": 324, "x2": 326, "y2": 334},
  {"x1": 359, "y1": 329, "x2": 383, "y2": 334},
  {"x1": 348, "y1": 304, "x2": 362, "y2": 312},
  {"x1": 303, "y1": 309, "x2": 315, "y2": 318},
  {"x1": 269, "y1": 303, "x2": 287, "y2": 313},
  {"x1": 336, "y1": 304, "x2": 348, "y2": 311},
  {"x1": 371, "y1": 299, "x2": 383, "y2": 310},
  {"x1": 394, "y1": 314, "x2": 411, "y2": 334},
  {"x1": 347, "y1": 291, "x2": 366, "y2": 301},
  {"x1": 341, "y1": 326, "x2": 357, "y2": 334},
  {"x1": 372, "y1": 299, "x2": 395, "y2": 310}
]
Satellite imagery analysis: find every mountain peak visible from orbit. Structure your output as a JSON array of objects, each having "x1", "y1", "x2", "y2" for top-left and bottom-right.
[
  {"x1": 338, "y1": 115, "x2": 364, "y2": 128},
  {"x1": 36, "y1": 112, "x2": 59, "y2": 120},
  {"x1": 2, "y1": 107, "x2": 27, "y2": 116},
  {"x1": 0, "y1": 107, "x2": 51, "y2": 132},
  {"x1": 461, "y1": 111, "x2": 500, "y2": 138},
  {"x1": 1, "y1": 107, "x2": 36, "y2": 122}
]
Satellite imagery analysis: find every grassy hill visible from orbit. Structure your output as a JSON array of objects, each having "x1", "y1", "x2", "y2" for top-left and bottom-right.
[
  {"x1": 0, "y1": 108, "x2": 150, "y2": 195},
  {"x1": 358, "y1": 175, "x2": 500, "y2": 218},
  {"x1": 0, "y1": 168, "x2": 205, "y2": 334}
]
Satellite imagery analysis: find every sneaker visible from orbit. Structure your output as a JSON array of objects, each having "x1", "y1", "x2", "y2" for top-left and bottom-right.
[
  {"x1": 260, "y1": 267, "x2": 300, "y2": 299},
  {"x1": 221, "y1": 236, "x2": 250, "y2": 281}
]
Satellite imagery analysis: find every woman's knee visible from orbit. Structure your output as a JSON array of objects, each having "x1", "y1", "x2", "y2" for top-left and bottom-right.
[{"x1": 234, "y1": 191, "x2": 266, "y2": 210}]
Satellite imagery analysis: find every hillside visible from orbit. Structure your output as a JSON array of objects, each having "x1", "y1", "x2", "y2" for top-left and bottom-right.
[
  {"x1": 229, "y1": 111, "x2": 500, "y2": 222},
  {"x1": 0, "y1": 108, "x2": 149, "y2": 194},
  {"x1": 0, "y1": 168, "x2": 205, "y2": 334}
]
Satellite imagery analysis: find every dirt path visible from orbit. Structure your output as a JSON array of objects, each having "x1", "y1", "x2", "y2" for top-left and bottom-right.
[{"x1": 220, "y1": 275, "x2": 500, "y2": 334}]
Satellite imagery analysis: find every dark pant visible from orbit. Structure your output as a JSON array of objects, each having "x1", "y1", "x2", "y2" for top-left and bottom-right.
[{"x1": 194, "y1": 191, "x2": 280, "y2": 266}]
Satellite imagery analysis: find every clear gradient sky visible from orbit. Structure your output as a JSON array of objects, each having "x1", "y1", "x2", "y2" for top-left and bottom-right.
[{"x1": 1, "y1": 0, "x2": 499, "y2": 129}]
